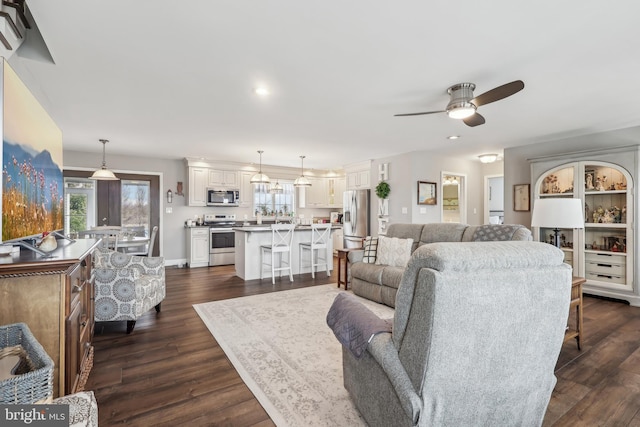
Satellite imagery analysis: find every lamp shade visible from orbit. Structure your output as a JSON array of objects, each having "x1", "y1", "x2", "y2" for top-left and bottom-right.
[{"x1": 531, "y1": 198, "x2": 584, "y2": 229}]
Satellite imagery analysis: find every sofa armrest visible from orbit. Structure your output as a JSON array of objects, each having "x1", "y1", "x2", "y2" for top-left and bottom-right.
[
  {"x1": 348, "y1": 249, "x2": 364, "y2": 263},
  {"x1": 368, "y1": 333, "x2": 422, "y2": 423}
]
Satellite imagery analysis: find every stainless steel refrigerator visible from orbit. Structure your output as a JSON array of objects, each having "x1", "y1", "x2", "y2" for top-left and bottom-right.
[{"x1": 343, "y1": 189, "x2": 370, "y2": 248}]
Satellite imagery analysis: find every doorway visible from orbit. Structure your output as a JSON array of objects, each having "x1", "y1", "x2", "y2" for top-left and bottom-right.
[
  {"x1": 484, "y1": 175, "x2": 504, "y2": 224},
  {"x1": 440, "y1": 172, "x2": 467, "y2": 223}
]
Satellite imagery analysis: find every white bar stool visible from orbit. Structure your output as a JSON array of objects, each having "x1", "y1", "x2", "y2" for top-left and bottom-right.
[
  {"x1": 299, "y1": 223, "x2": 332, "y2": 278},
  {"x1": 260, "y1": 224, "x2": 296, "y2": 284}
]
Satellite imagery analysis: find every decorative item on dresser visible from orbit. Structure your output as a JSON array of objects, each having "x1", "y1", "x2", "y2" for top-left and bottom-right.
[{"x1": 0, "y1": 238, "x2": 101, "y2": 398}]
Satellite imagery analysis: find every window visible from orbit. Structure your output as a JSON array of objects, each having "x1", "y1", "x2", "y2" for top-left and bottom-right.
[
  {"x1": 253, "y1": 181, "x2": 295, "y2": 217},
  {"x1": 64, "y1": 178, "x2": 96, "y2": 237},
  {"x1": 121, "y1": 180, "x2": 150, "y2": 236}
]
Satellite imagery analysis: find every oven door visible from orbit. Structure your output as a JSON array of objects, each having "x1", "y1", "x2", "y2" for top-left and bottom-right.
[{"x1": 209, "y1": 229, "x2": 235, "y2": 266}]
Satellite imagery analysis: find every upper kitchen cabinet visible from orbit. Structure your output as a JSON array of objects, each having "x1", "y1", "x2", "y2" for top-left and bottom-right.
[
  {"x1": 531, "y1": 147, "x2": 638, "y2": 306},
  {"x1": 345, "y1": 161, "x2": 372, "y2": 190},
  {"x1": 208, "y1": 169, "x2": 238, "y2": 188},
  {"x1": 239, "y1": 171, "x2": 253, "y2": 208},
  {"x1": 188, "y1": 167, "x2": 207, "y2": 206},
  {"x1": 346, "y1": 170, "x2": 370, "y2": 190},
  {"x1": 299, "y1": 177, "x2": 346, "y2": 208},
  {"x1": 327, "y1": 177, "x2": 345, "y2": 208}
]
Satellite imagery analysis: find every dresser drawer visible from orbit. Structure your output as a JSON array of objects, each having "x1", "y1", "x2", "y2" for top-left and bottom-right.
[
  {"x1": 585, "y1": 251, "x2": 626, "y2": 264},
  {"x1": 586, "y1": 271, "x2": 625, "y2": 285},
  {"x1": 586, "y1": 261, "x2": 625, "y2": 276}
]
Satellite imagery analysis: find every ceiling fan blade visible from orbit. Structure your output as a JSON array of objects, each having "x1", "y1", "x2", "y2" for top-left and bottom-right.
[
  {"x1": 394, "y1": 110, "x2": 446, "y2": 117},
  {"x1": 471, "y1": 80, "x2": 524, "y2": 107},
  {"x1": 463, "y1": 113, "x2": 485, "y2": 127}
]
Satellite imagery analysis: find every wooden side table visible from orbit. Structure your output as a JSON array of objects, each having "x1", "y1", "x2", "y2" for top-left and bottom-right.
[
  {"x1": 337, "y1": 249, "x2": 355, "y2": 290},
  {"x1": 565, "y1": 276, "x2": 585, "y2": 350}
]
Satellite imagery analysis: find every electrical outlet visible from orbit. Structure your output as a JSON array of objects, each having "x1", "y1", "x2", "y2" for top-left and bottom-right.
[
  {"x1": 420, "y1": 207, "x2": 426, "y2": 214},
  {"x1": 402, "y1": 207, "x2": 408, "y2": 214}
]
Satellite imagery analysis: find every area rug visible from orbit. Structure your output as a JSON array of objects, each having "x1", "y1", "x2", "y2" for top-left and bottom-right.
[{"x1": 193, "y1": 284, "x2": 394, "y2": 427}]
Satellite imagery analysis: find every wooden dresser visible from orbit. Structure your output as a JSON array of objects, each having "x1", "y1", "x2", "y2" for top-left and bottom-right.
[{"x1": 0, "y1": 238, "x2": 100, "y2": 397}]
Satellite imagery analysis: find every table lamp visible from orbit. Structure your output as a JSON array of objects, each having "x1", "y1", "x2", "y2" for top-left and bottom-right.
[{"x1": 531, "y1": 198, "x2": 584, "y2": 248}]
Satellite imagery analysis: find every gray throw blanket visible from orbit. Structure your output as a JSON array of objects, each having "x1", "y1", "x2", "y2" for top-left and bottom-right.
[
  {"x1": 472, "y1": 224, "x2": 522, "y2": 241},
  {"x1": 326, "y1": 293, "x2": 392, "y2": 358}
]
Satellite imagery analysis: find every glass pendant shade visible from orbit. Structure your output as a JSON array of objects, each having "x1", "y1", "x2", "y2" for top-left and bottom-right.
[
  {"x1": 89, "y1": 139, "x2": 119, "y2": 180},
  {"x1": 294, "y1": 155, "x2": 312, "y2": 187},
  {"x1": 270, "y1": 179, "x2": 284, "y2": 193},
  {"x1": 250, "y1": 150, "x2": 270, "y2": 184}
]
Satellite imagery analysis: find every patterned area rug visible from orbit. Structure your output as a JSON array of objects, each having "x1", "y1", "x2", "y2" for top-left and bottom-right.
[{"x1": 193, "y1": 284, "x2": 394, "y2": 427}]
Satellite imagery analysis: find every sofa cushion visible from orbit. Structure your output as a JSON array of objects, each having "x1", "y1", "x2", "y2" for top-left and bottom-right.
[
  {"x1": 462, "y1": 224, "x2": 532, "y2": 242},
  {"x1": 362, "y1": 236, "x2": 379, "y2": 263},
  {"x1": 381, "y1": 266, "x2": 404, "y2": 290},
  {"x1": 375, "y1": 236, "x2": 413, "y2": 267},
  {"x1": 386, "y1": 224, "x2": 424, "y2": 253},
  {"x1": 352, "y1": 261, "x2": 386, "y2": 285},
  {"x1": 419, "y1": 223, "x2": 468, "y2": 244}
]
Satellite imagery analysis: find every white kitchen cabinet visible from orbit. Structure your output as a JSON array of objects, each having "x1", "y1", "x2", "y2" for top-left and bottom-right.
[
  {"x1": 532, "y1": 154, "x2": 636, "y2": 305},
  {"x1": 347, "y1": 170, "x2": 370, "y2": 189},
  {"x1": 208, "y1": 169, "x2": 238, "y2": 188},
  {"x1": 187, "y1": 227, "x2": 210, "y2": 268},
  {"x1": 327, "y1": 177, "x2": 345, "y2": 208},
  {"x1": 239, "y1": 171, "x2": 254, "y2": 208},
  {"x1": 299, "y1": 177, "x2": 346, "y2": 208},
  {"x1": 305, "y1": 178, "x2": 328, "y2": 207},
  {"x1": 188, "y1": 167, "x2": 207, "y2": 206}
]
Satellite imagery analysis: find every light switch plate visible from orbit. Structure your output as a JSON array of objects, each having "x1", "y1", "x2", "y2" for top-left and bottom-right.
[
  {"x1": 165, "y1": 207, "x2": 172, "y2": 214},
  {"x1": 402, "y1": 207, "x2": 408, "y2": 214},
  {"x1": 420, "y1": 207, "x2": 426, "y2": 214}
]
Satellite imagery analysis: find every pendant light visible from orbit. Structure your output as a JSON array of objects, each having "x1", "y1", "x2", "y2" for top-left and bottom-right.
[
  {"x1": 250, "y1": 150, "x2": 270, "y2": 184},
  {"x1": 270, "y1": 178, "x2": 284, "y2": 194},
  {"x1": 293, "y1": 155, "x2": 311, "y2": 187},
  {"x1": 89, "y1": 139, "x2": 119, "y2": 180}
]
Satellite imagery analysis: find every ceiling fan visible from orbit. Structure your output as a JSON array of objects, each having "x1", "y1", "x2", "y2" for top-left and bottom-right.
[{"x1": 394, "y1": 80, "x2": 524, "y2": 127}]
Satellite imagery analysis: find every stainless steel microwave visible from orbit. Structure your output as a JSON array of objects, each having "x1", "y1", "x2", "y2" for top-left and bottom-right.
[{"x1": 206, "y1": 189, "x2": 240, "y2": 206}]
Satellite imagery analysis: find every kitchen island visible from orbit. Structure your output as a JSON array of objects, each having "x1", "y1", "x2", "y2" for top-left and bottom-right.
[{"x1": 234, "y1": 225, "x2": 340, "y2": 280}]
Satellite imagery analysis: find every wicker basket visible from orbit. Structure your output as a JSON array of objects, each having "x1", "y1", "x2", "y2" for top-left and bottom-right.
[{"x1": 0, "y1": 322, "x2": 54, "y2": 404}]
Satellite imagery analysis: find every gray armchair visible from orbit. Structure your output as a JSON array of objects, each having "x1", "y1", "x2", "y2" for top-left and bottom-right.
[
  {"x1": 339, "y1": 241, "x2": 571, "y2": 426},
  {"x1": 93, "y1": 248, "x2": 165, "y2": 333}
]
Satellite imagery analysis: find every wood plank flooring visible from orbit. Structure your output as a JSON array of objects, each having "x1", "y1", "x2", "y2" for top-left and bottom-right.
[{"x1": 85, "y1": 263, "x2": 640, "y2": 426}]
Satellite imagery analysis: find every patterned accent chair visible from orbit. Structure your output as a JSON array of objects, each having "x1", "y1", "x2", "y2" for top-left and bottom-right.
[{"x1": 93, "y1": 248, "x2": 166, "y2": 334}]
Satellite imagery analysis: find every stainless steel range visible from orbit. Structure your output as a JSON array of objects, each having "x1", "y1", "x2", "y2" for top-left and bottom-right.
[{"x1": 204, "y1": 214, "x2": 236, "y2": 266}]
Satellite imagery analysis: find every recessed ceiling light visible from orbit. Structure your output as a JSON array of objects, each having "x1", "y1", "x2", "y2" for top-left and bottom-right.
[
  {"x1": 254, "y1": 87, "x2": 270, "y2": 96},
  {"x1": 447, "y1": 135, "x2": 460, "y2": 140}
]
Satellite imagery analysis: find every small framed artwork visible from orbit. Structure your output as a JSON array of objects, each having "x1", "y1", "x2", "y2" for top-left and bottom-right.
[
  {"x1": 417, "y1": 181, "x2": 437, "y2": 205},
  {"x1": 513, "y1": 184, "x2": 530, "y2": 212}
]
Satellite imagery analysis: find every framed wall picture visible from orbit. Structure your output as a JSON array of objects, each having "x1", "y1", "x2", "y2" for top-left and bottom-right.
[
  {"x1": 417, "y1": 181, "x2": 437, "y2": 205},
  {"x1": 513, "y1": 184, "x2": 530, "y2": 212}
]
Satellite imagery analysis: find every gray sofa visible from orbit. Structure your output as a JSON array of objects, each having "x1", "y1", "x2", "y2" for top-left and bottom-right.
[
  {"x1": 341, "y1": 240, "x2": 571, "y2": 426},
  {"x1": 349, "y1": 223, "x2": 532, "y2": 307}
]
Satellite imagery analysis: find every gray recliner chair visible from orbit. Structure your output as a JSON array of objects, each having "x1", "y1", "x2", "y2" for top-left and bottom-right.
[{"x1": 340, "y1": 241, "x2": 572, "y2": 427}]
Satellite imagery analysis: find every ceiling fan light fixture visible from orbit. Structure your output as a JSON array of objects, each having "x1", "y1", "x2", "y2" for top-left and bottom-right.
[
  {"x1": 294, "y1": 155, "x2": 312, "y2": 187},
  {"x1": 446, "y1": 101, "x2": 476, "y2": 119},
  {"x1": 478, "y1": 153, "x2": 499, "y2": 163},
  {"x1": 89, "y1": 139, "x2": 119, "y2": 180},
  {"x1": 250, "y1": 150, "x2": 270, "y2": 184}
]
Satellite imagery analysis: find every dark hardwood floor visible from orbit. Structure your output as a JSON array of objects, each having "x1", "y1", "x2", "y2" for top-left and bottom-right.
[{"x1": 85, "y1": 262, "x2": 640, "y2": 426}]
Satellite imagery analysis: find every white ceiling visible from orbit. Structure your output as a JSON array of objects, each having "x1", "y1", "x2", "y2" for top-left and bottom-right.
[{"x1": 10, "y1": 1, "x2": 640, "y2": 170}]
